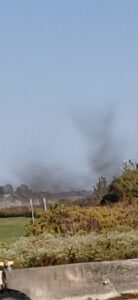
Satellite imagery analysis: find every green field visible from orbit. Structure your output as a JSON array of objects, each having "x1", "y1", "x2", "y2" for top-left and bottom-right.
[{"x1": 0, "y1": 217, "x2": 30, "y2": 243}]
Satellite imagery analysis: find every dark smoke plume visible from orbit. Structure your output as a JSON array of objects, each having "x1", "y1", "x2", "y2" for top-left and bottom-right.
[
  {"x1": 90, "y1": 112, "x2": 122, "y2": 178},
  {"x1": 15, "y1": 107, "x2": 124, "y2": 192},
  {"x1": 74, "y1": 108, "x2": 123, "y2": 181}
]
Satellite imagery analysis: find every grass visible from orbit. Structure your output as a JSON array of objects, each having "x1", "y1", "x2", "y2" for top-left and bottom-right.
[{"x1": 0, "y1": 217, "x2": 30, "y2": 243}]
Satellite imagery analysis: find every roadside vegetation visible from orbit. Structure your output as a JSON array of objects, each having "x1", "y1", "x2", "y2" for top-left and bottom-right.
[{"x1": 0, "y1": 230, "x2": 138, "y2": 268}]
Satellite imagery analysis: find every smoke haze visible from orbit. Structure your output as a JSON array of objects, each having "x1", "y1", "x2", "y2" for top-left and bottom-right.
[
  {"x1": 14, "y1": 104, "x2": 131, "y2": 192},
  {"x1": 15, "y1": 162, "x2": 90, "y2": 192}
]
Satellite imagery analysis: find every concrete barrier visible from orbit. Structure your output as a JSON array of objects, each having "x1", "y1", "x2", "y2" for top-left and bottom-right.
[{"x1": 3, "y1": 259, "x2": 138, "y2": 300}]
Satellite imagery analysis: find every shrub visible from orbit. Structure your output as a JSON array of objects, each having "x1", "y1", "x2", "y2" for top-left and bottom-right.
[
  {"x1": 0, "y1": 230, "x2": 138, "y2": 268},
  {"x1": 108, "y1": 167, "x2": 138, "y2": 202},
  {"x1": 26, "y1": 200, "x2": 138, "y2": 237}
]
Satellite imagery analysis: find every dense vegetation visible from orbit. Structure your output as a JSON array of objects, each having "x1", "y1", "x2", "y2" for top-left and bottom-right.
[
  {"x1": 26, "y1": 199, "x2": 138, "y2": 236},
  {"x1": 109, "y1": 168, "x2": 138, "y2": 201}
]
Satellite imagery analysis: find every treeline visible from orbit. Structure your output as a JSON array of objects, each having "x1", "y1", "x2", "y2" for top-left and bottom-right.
[{"x1": 0, "y1": 184, "x2": 50, "y2": 200}]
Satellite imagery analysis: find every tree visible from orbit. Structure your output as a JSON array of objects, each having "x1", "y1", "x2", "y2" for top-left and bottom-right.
[
  {"x1": 87, "y1": 176, "x2": 108, "y2": 205},
  {"x1": 103, "y1": 160, "x2": 138, "y2": 203}
]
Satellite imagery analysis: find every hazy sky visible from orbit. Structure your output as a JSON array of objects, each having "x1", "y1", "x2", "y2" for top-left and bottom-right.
[{"x1": 0, "y1": 1, "x2": 138, "y2": 190}]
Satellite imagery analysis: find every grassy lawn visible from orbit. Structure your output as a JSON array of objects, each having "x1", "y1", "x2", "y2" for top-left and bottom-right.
[{"x1": 0, "y1": 217, "x2": 30, "y2": 243}]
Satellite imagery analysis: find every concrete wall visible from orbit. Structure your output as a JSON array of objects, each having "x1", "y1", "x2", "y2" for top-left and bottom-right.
[{"x1": 5, "y1": 259, "x2": 138, "y2": 300}]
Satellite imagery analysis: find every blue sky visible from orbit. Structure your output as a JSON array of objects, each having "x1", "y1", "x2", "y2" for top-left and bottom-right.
[{"x1": 0, "y1": 1, "x2": 138, "y2": 190}]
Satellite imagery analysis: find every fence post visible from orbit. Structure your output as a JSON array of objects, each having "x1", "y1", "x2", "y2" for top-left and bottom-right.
[
  {"x1": 29, "y1": 199, "x2": 34, "y2": 224},
  {"x1": 43, "y1": 197, "x2": 47, "y2": 212}
]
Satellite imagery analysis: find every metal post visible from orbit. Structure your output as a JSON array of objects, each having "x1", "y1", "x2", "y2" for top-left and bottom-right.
[
  {"x1": 30, "y1": 199, "x2": 35, "y2": 224},
  {"x1": 43, "y1": 197, "x2": 47, "y2": 212}
]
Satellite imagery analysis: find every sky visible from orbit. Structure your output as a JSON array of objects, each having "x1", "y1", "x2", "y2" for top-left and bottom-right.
[{"x1": 0, "y1": 0, "x2": 138, "y2": 191}]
